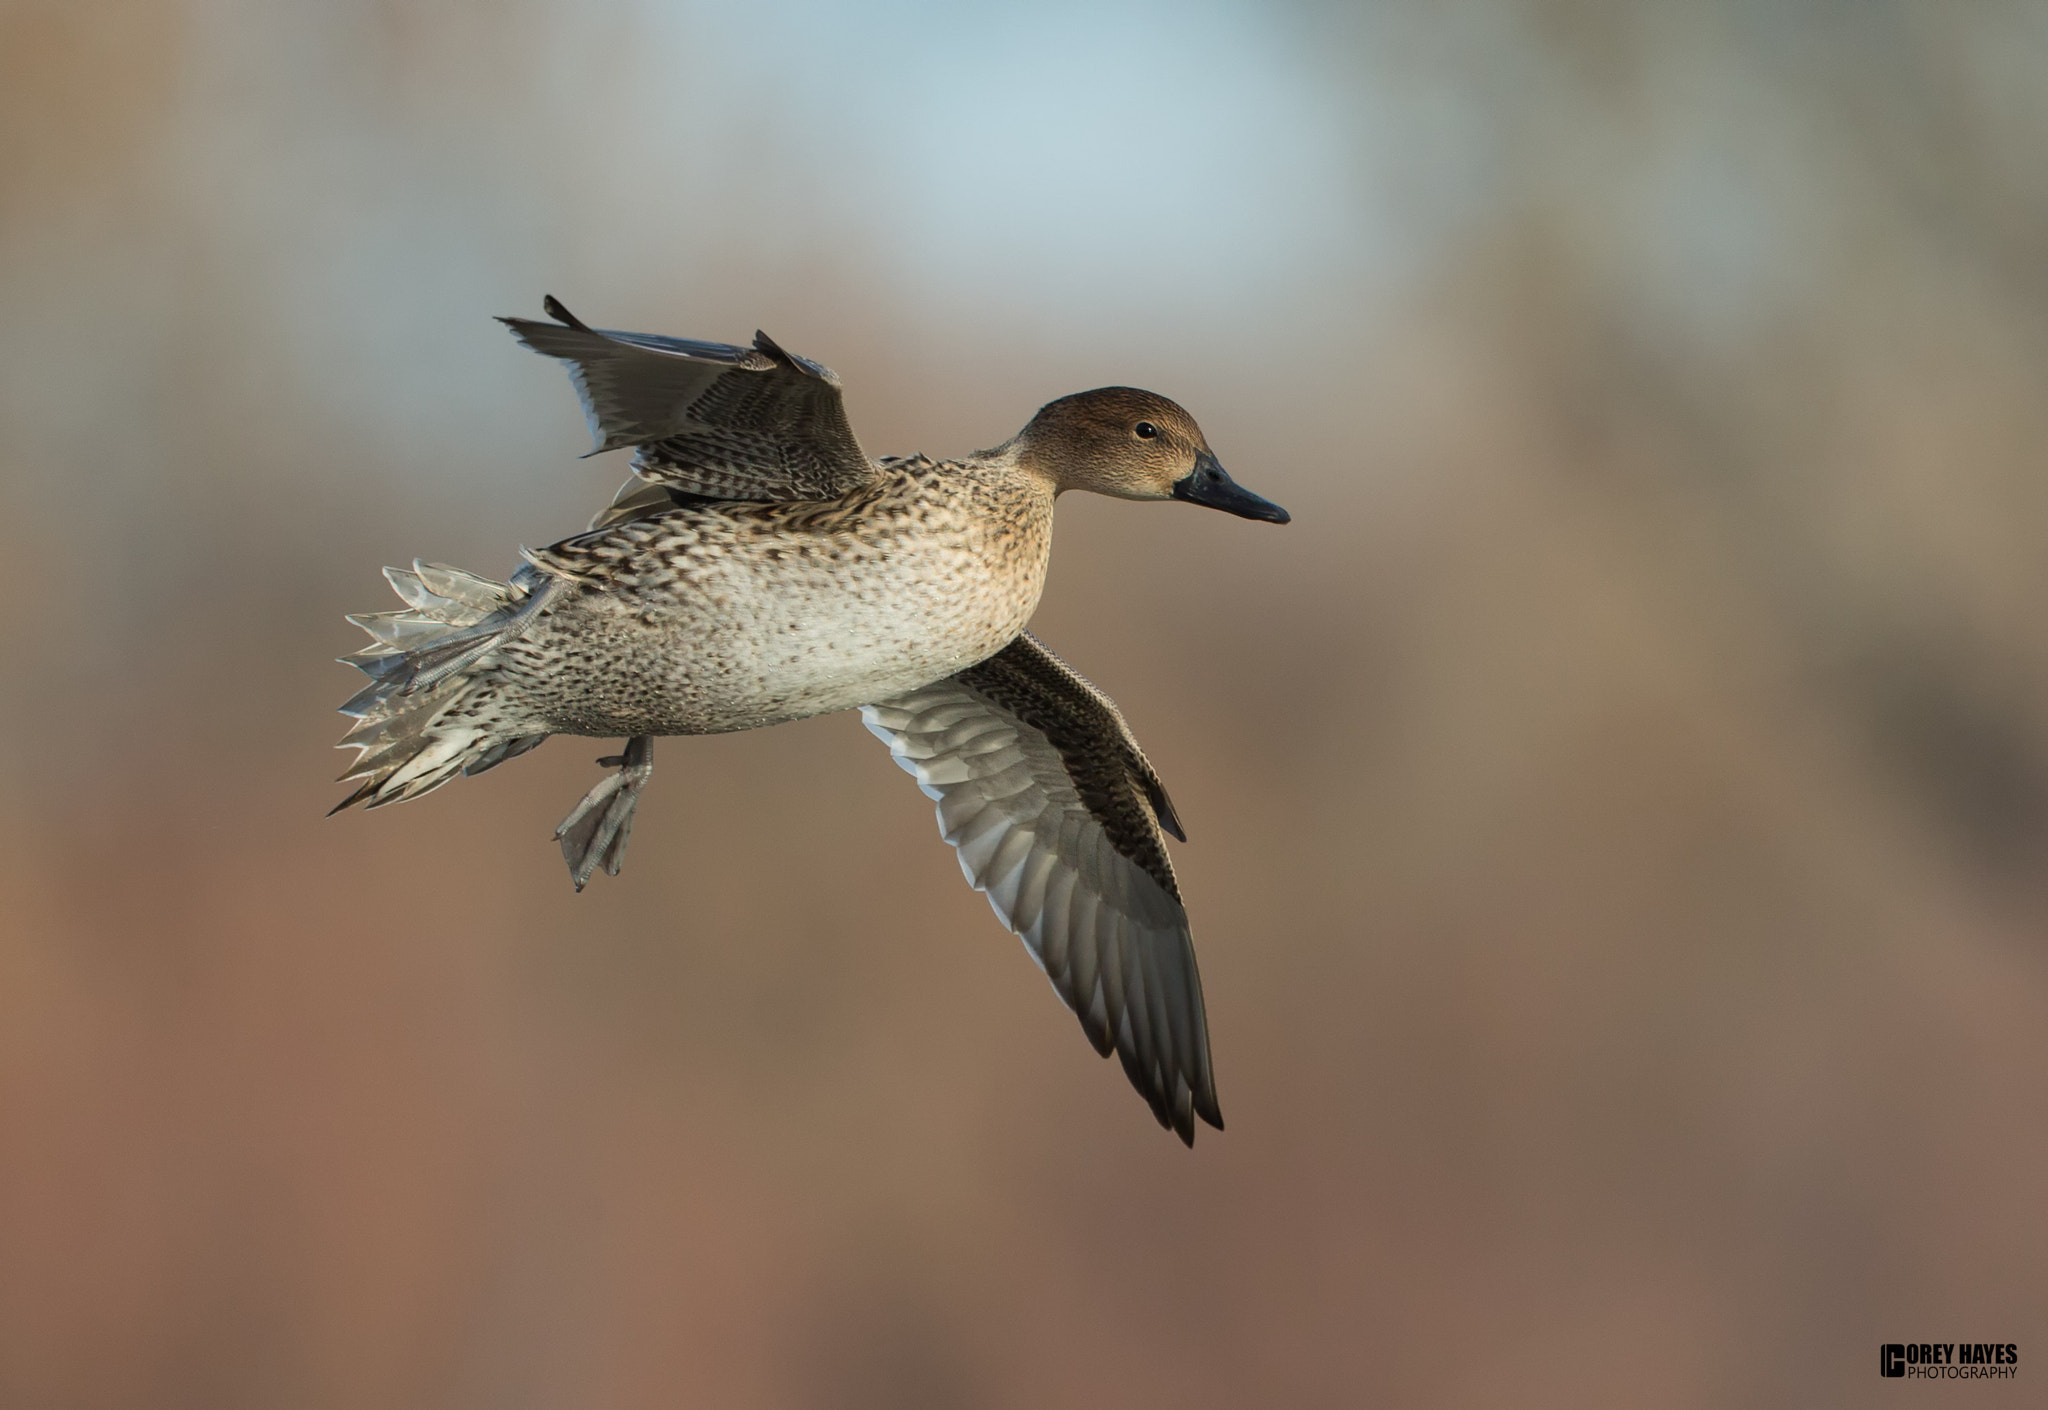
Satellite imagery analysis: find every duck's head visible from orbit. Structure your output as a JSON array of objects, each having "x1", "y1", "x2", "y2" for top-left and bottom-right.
[{"x1": 1014, "y1": 387, "x2": 1290, "y2": 524}]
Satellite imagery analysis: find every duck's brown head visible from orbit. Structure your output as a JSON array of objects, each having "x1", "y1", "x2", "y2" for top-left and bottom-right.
[{"x1": 1014, "y1": 387, "x2": 1290, "y2": 524}]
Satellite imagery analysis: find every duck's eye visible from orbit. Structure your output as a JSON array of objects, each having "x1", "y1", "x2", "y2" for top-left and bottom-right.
[{"x1": 1134, "y1": 421, "x2": 1159, "y2": 439}]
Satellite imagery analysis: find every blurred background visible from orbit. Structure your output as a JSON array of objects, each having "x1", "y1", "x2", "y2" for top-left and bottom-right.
[{"x1": 3, "y1": 1, "x2": 2046, "y2": 1405}]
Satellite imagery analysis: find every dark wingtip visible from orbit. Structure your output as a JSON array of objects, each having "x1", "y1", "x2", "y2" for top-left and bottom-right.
[
  {"x1": 542, "y1": 294, "x2": 590, "y2": 330},
  {"x1": 749, "y1": 329, "x2": 839, "y2": 385},
  {"x1": 1137, "y1": 773, "x2": 1186, "y2": 841}
]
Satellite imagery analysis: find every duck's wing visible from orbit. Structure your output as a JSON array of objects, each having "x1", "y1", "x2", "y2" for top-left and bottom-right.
[
  {"x1": 499, "y1": 296, "x2": 880, "y2": 505},
  {"x1": 861, "y1": 632, "x2": 1221, "y2": 1145}
]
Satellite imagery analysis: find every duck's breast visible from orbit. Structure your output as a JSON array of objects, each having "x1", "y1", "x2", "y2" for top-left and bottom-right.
[{"x1": 515, "y1": 480, "x2": 1055, "y2": 736}]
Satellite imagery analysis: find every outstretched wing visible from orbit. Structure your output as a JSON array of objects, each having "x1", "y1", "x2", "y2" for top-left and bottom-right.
[
  {"x1": 861, "y1": 632, "x2": 1221, "y2": 1144},
  {"x1": 500, "y1": 296, "x2": 880, "y2": 506}
]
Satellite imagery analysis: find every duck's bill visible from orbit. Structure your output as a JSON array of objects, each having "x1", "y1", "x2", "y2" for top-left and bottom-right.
[{"x1": 1172, "y1": 454, "x2": 1291, "y2": 524}]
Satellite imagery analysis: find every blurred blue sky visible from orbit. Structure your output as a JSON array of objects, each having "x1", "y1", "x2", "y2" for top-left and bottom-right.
[
  {"x1": 9, "y1": 0, "x2": 1871, "y2": 499},
  {"x1": 6, "y1": 0, "x2": 1458, "y2": 511},
  {"x1": 674, "y1": 1, "x2": 1366, "y2": 302}
]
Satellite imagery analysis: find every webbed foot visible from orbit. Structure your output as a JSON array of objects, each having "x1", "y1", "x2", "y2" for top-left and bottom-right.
[{"x1": 555, "y1": 735, "x2": 653, "y2": 890}]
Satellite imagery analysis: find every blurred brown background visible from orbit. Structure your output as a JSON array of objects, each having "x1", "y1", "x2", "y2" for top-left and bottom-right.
[{"x1": 3, "y1": 1, "x2": 2046, "y2": 1405}]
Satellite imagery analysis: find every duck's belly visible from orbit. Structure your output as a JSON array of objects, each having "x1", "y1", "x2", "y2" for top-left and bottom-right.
[{"x1": 504, "y1": 535, "x2": 1038, "y2": 737}]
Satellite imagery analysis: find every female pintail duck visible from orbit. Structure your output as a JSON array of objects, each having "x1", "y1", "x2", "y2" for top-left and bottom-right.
[{"x1": 334, "y1": 297, "x2": 1290, "y2": 1144}]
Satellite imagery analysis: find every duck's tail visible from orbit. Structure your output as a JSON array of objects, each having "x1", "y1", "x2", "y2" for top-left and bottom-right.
[{"x1": 330, "y1": 560, "x2": 556, "y2": 812}]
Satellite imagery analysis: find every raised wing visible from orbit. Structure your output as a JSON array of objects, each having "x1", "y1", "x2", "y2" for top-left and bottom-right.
[
  {"x1": 500, "y1": 296, "x2": 880, "y2": 506},
  {"x1": 861, "y1": 632, "x2": 1221, "y2": 1144}
]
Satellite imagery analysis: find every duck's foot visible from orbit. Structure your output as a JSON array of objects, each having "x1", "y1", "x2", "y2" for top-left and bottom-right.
[{"x1": 555, "y1": 735, "x2": 653, "y2": 891}]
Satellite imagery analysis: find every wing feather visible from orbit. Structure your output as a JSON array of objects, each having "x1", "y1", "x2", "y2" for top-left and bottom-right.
[
  {"x1": 500, "y1": 296, "x2": 879, "y2": 510},
  {"x1": 861, "y1": 632, "x2": 1223, "y2": 1144}
]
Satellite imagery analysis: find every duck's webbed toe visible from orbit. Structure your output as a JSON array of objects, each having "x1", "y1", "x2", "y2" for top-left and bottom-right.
[{"x1": 555, "y1": 735, "x2": 655, "y2": 890}]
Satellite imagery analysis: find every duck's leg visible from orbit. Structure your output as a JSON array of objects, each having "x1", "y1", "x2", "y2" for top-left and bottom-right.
[{"x1": 555, "y1": 735, "x2": 654, "y2": 891}]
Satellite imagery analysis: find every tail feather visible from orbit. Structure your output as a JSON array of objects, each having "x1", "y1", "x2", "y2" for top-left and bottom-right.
[
  {"x1": 331, "y1": 559, "x2": 553, "y2": 811},
  {"x1": 411, "y1": 561, "x2": 514, "y2": 615},
  {"x1": 463, "y1": 733, "x2": 549, "y2": 778},
  {"x1": 344, "y1": 610, "x2": 456, "y2": 654}
]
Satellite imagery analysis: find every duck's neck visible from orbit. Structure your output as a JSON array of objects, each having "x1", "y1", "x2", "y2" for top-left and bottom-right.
[
  {"x1": 955, "y1": 443, "x2": 1058, "y2": 515},
  {"x1": 927, "y1": 447, "x2": 1060, "y2": 636}
]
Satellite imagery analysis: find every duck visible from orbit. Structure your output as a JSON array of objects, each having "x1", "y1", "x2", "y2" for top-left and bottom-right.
[{"x1": 332, "y1": 297, "x2": 1290, "y2": 1143}]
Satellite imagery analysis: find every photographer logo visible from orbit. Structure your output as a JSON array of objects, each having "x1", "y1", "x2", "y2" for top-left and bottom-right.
[{"x1": 1881, "y1": 1344, "x2": 2017, "y2": 1380}]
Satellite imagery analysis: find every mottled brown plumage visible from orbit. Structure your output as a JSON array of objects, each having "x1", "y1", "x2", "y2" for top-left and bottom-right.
[{"x1": 332, "y1": 298, "x2": 1290, "y2": 1143}]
